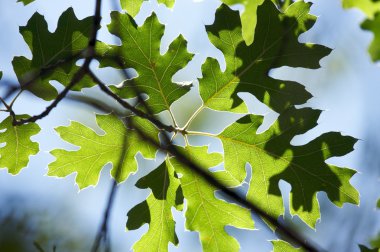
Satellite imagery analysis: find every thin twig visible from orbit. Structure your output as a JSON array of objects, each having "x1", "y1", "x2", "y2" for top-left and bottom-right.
[
  {"x1": 0, "y1": 79, "x2": 19, "y2": 102},
  {"x1": 96, "y1": 46, "x2": 324, "y2": 251},
  {"x1": 33, "y1": 241, "x2": 46, "y2": 252},
  {"x1": 12, "y1": 63, "x2": 89, "y2": 125},
  {"x1": 99, "y1": 50, "x2": 324, "y2": 251},
  {"x1": 11, "y1": 0, "x2": 103, "y2": 126},
  {"x1": 91, "y1": 180, "x2": 118, "y2": 252}
]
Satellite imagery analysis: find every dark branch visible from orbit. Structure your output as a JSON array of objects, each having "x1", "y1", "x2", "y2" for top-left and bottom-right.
[
  {"x1": 88, "y1": 70, "x2": 176, "y2": 133},
  {"x1": 10, "y1": 0, "x2": 103, "y2": 126},
  {"x1": 130, "y1": 121, "x2": 324, "y2": 252},
  {"x1": 12, "y1": 62, "x2": 89, "y2": 126}
]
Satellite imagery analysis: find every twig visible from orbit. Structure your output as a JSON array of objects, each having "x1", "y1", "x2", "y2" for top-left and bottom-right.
[
  {"x1": 90, "y1": 180, "x2": 118, "y2": 252},
  {"x1": 130, "y1": 121, "x2": 324, "y2": 252},
  {"x1": 11, "y1": 0, "x2": 103, "y2": 126},
  {"x1": 98, "y1": 50, "x2": 324, "y2": 251},
  {"x1": 95, "y1": 47, "x2": 324, "y2": 251},
  {"x1": 88, "y1": 70, "x2": 176, "y2": 133},
  {"x1": 65, "y1": 93, "x2": 127, "y2": 116},
  {"x1": 12, "y1": 63, "x2": 89, "y2": 125},
  {"x1": 33, "y1": 241, "x2": 46, "y2": 252}
]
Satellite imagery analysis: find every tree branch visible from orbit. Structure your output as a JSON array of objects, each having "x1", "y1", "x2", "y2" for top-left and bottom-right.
[{"x1": 87, "y1": 70, "x2": 176, "y2": 133}]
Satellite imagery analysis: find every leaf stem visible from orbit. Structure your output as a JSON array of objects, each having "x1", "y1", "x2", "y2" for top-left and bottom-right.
[
  {"x1": 168, "y1": 108, "x2": 179, "y2": 128},
  {"x1": 182, "y1": 104, "x2": 204, "y2": 130},
  {"x1": 186, "y1": 130, "x2": 217, "y2": 138},
  {"x1": 9, "y1": 89, "x2": 24, "y2": 109}
]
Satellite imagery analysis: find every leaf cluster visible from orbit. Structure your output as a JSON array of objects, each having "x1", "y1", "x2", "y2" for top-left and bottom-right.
[{"x1": 0, "y1": 0, "x2": 366, "y2": 251}]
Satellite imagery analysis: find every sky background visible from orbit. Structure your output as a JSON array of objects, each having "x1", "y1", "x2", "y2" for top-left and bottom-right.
[{"x1": 1, "y1": 0, "x2": 380, "y2": 251}]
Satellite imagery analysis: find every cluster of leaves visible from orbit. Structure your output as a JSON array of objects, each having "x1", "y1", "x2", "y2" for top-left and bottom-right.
[{"x1": 0, "y1": 0, "x2": 366, "y2": 251}]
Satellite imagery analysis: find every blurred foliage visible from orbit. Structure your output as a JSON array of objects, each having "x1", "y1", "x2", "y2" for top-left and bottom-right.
[{"x1": 0, "y1": 196, "x2": 91, "y2": 252}]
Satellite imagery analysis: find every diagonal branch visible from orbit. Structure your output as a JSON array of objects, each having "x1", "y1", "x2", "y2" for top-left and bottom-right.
[
  {"x1": 97, "y1": 52, "x2": 325, "y2": 252},
  {"x1": 130, "y1": 120, "x2": 324, "y2": 252},
  {"x1": 10, "y1": 0, "x2": 104, "y2": 126},
  {"x1": 87, "y1": 70, "x2": 176, "y2": 133},
  {"x1": 12, "y1": 63, "x2": 89, "y2": 125}
]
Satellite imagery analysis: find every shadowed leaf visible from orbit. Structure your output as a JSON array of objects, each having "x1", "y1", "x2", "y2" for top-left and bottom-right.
[{"x1": 12, "y1": 8, "x2": 95, "y2": 100}]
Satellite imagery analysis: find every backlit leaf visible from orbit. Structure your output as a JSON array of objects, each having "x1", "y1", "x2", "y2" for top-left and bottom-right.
[
  {"x1": 0, "y1": 115, "x2": 40, "y2": 174},
  {"x1": 12, "y1": 8, "x2": 95, "y2": 100},
  {"x1": 120, "y1": 0, "x2": 175, "y2": 17},
  {"x1": 218, "y1": 107, "x2": 359, "y2": 227},
  {"x1": 272, "y1": 240, "x2": 305, "y2": 252},
  {"x1": 168, "y1": 146, "x2": 254, "y2": 251},
  {"x1": 127, "y1": 160, "x2": 182, "y2": 252},
  {"x1": 48, "y1": 114, "x2": 160, "y2": 189},
  {"x1": 199, "y1": 2, "x2": 331, "y2": 113},
  {"x1": 98, "y1": 11, "x2": 193, "y2": 114},
  {"x1": 361, "y1": 14, "x2": 380, "y2": 61},
  {"x1": 342, "y1": 0, "x2": 380, "y2": 61}
]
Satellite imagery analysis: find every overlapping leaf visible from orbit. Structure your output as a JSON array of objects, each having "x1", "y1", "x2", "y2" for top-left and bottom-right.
[
  {"x1": 272, "y1": 240, "x2": 304, "y2": 252},
  {"x1": 127, "y1": 160, "x2": 183, "y2": 252},
  {"x1": 98, "y1": 11, "x2": 193, "y2": 114},
  {"x1": 361, "y1": 14, "x2": 380, "y2": 61},
  {"x1": 221, "y1": 0, "x2": 293, "y2": 45},
  {"x1": 199, "y1": 1, "x2": 331, "y2": 113},
  {"x1": 0, "y1": 115, "x2": 40, "y2": 174},
  {"x1": 10, "y1": 0, "x2": 362, "y2": 250},
  {"x1": 342, "y1": 0, "x2": 380, "y2": 18},
  {"x1": 167, "y1": 146, "x2": 254, "y2": 251},
  {"x1": 12, "y1": 8, "x2": 95, "y2": 100},
  {"x1": 218, "y1": 107, "x2": 359, "y2": 227},
  {"x1": 220, "y1": 0, "x2": 264, "y2": 46},
  {"x1": 342, "y1": 0, "x2": 380, "y2": 61},
  {"x1": 48, "y1": 114, "x2": 159, "y2": 189},
  {"x1": 121, "y1": 0, "x2": 175, "y2": 17}
]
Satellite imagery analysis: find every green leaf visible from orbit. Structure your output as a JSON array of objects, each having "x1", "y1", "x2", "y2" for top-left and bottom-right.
[
  {"x1": 158, "y1": 0, "x2": 175, "y2": 8},
  {"x1": 120, "y1": 0, "x2": 175, "y2": 17},
  {"x1": 12, "y1": 8, "x2": 95, "y2": 100},
  {"x1": 361, "y1": 14, "x2": 380, "y2": 61},
  {"x1": 221, "y1": 0, "x2": 305, "y2": 45},
  {"x1": 342, "y1": 0, "x2": 380, "y2": 18},
  {"x1": 359, "y1": 244, "x2": 380, "y2": 252},
  {"x1": 220, "y1": 0, "x2": 265, "y2": 46},
  {"x1": 167, "y1": 146, "x2": 254, "y2": 251},
  {"x1": 218, "y1": 107, "x2": 359, "y2": 227},
  {"x1": 120, "y1": 0, "x2": 145, "y2": 17},
  {"x1": 199, "y1": 2, "x2": 331, "y2": 113},
  {"x1": 48, "y1": 114, "x2": 159, "y2": 189},
  {"x1": 98, "y1": 12, "x2": 193, "y2": 114},
  {"x1": 17, "y1": 0, "x2": 35, "y2": 5},
  {"x1": 0, "y1": 116, "x2": 40, "y2": 174},
  {"x1": 126, "y1": 160, "x2": 182, "y2": 252},
  {"x1": 272, "y1": 240, "x2": 305, "y2": 252},
  {"x1": 341, "y1": 0, "x2": 380, "y2": 61}
]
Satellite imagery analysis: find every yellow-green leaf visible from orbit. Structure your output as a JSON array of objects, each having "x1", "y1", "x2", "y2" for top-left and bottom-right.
[
  {"x1": 218, "y1": 107, "x2": 359, "y2": 227},
  {"x1": 168, "y1": 146, "x2": 254, "y2": 251},
  {"x1": 98, "y1": 11, "x2": 193, "y2": 114},
  {"x1": 126, "y1": 160, "x2": 182, "y2": 252},
  {"x1": 0, "y1": 116, "x2": 40, "y2": 174},
  {"x1": 48, "y1": 114, "x2": 159, "y2": 189}
]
